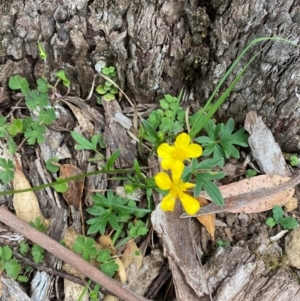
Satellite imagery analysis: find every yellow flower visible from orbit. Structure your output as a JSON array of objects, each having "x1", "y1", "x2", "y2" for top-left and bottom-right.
[
  {"x1": 154, "y1": 161, "x2": 200, "y2": 215},
  {"x1": 157, "y1": 133, "x2": 202, "y2": 170}
]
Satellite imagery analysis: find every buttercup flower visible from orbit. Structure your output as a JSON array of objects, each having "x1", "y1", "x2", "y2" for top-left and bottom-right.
[
  {"x1": 154, "y1": 161, "x2": 200, "y2": 215},
  {"x1": 157, "y1": 133, "x2": 202, "y2": 170}
]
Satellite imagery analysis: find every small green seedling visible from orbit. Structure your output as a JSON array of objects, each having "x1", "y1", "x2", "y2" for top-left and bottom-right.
[
  {"x1": 29, "y1": 217, "x2": 47, "y2": 233},
  {"x1": 216, "y1": 239, "x2": 230, "y2": 248},
  {"x1": 128, "y1": 220, "x2": 149, "y2": 237},
  {"x1": 266, "y1": 205, "x2": 299, "y2": 230},
  {"x1": 86, "y1": 191, "x2": 151, "y2": 235},
  {"x1": 96, "y1": 66, "x2": 118, "y2": 102},
  {"x1": 31, "y1": 244, "x2": 44, "y2": 263},
  {"x1": 73, "y1": 236, "x2": 98, "y2": 262}
]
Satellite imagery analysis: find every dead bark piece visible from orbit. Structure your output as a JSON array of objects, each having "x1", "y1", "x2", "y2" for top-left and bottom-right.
[
  {"x1": 102, "y1": 100, "x2": 136, "y2": 168},
  {"x1": 1, "y1": 273, "x2": 31, "y2": 301},
  {"x1": 204, "y1": 232, "x2": 300, "y2": 301},
  {"x1": 244, "y1": 111, "x2": 291, "y2": 176},
  {"x1": 285, "y1": 228, "x2": 300, "y2": 269},
  {"x1": 151, "y1": 202, "x2": 210, "y2": 300}
]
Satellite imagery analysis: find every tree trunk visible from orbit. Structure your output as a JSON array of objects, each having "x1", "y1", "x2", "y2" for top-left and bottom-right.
[{"x1": 1, "y1": 0, "x2": 300, "y2": 300}]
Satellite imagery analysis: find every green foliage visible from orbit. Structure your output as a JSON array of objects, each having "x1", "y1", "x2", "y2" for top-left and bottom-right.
[
  {"x1": 29, "y1": 217, "x2": 47, "y2": 233},
  {"x1": 246, "y1": 169, "x2": 257, "y2": 178},
  {"x1": 216, "y1": 239, "x2": 230, "y2": 248},
  {"x1": 71, "y1": 131, "x2": 105, "y2": 160},
  {"x1": 289, "y1": 155, "x2": 299, "y2": 167},
  {"x1": 46, "y1": 157, "x2": 60, "y2": 173},
  {"x1": 194, "y1": 118, "x2": 248, "y2": 164},
  {"x1": 37, "y1": 41, "x2": 47, "y2": 61},
  {"x1": 86, "y1": 191, "x2": 151, "y2": 235},
  {"x1": 0, "y1": 246, "x2": 22, "y2": 280},
  {"x1": 97, "y1": 249, "x2": 119, "y2": 277},
  {"x1": 266, "y1": 206, "x2": 299, "y2": 230},
  {"x1": 53, "y1": 177, "x2": 68, "y2": 193},
  {"x1": 182, "y1": 158, "x2": 225, "y2": 206},
  {"x1": 0, "y1": 158, "x2": 15, "y2": 184},
  {"x1": 19, "y1": 242, "x2": 29, "y2": 255},
  {"x1": 24, "y1": 123, "x2": 46, "y2": 145},
  {"x1": 128, "y1": 220, "x2": 149, "y2": 237},
  {"x1": 8, "y1": 75, "x2": 30, "y2": 96},
  {"x1": 55, "y1": 70, "x2": 70, "y2": 87},
  {"x1": 73, "y1": 236, "x2": 98, "y2": 262},
  {"x1": 31, "y1": 244, "x2": 44, "y2": 263},
  {"x1": 96, "y1": 66, "x2": 118, "y2": 102}
]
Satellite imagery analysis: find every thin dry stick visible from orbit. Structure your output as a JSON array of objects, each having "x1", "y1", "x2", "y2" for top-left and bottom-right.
[{"x1": 0, "y1": 206, "x2": 152, "y2": 301}]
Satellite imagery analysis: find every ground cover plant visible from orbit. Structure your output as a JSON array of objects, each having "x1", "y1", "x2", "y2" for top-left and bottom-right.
[{"x1": 0, "y1": 37, "x2": 300, "y2": 300}]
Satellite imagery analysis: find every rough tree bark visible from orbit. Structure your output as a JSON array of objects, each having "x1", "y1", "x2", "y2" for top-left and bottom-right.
[{"x1": 1, "y1": 0, "x2": 300, "y2": 300}]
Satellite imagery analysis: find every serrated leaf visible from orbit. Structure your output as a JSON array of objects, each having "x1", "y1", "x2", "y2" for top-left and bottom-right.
[
  {"x1": 24, "y1": 123, "x2": 46, "y2": 144},
  {"x1": 38, "y1": 108, "x2": 57, "y2": 125},
  {"x1": 0, "y1": 158, "x2": 15, "y2": 184},
  {"x1": 37, "y1": 78, "x2": 50, "y2": 93},
  {"x1": 4, "y1": 259, "x2": 21, "y2": 279},
  {"x1": 100, "y1": 260, "x2": 119, "y2": 277},
  {"x1": 6, "y1": 119, "x2": 23, "y2": 136},
  {"x1": 32, "y1": 244, "x2": 44, "y2": 263},
  {"x1": 97, "y1": 249, "x2": 111, "y2": 263},
  {"x1": 25, "y1": 90, "x2": 49, "y2": 110},
  {"x1": 19, "y1": 242, "x2": 29, "y2": 255},
  {"x1": 1, "y1": 245, "x2": 12, "y2": 261}
]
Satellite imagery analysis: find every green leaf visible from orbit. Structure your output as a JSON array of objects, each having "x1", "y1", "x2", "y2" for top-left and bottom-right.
[
  {"x1": 25, "y1": 90, "x2": 49, "y2": 110},
  {"x1": 38, "y1": 108, "x2": 57, "y2": 125},
  {"x1": 290, "y1": 155, "x2": 299, "y2": 167},
  {"x1": 73, "y1": 236, "x2": 97, "y2": 262},
  {"x1": 37, "y1": 41, "x2": 47, "y2": 60},
  {"x1": 272, "y1": 205, "x2": 283, "y2": 223},
  {"x1": 0, "y1": 158, "x2": 15, "y2": 184},
  {"x1": 19, "y1": 242, "x2": 29, "y2": 255},
  {"x1": 246, "y1": 169, "x2": 257, "y2": 178},
  {"x1": 106, "y1": 150, "x2": 121, "y2": 170},
  {"x1": 37, "y1": 77, "x2": 50, "y2": 93},
  {"x1": 46, "y1": 157, "x2": 60, "y2": 173},
  {"x1": 100, "y1": 260, "x2": 119, "y2": 277},
  {"x1": 17, "y1": 275, "x2": 29, "y2": 282},
  {"x1": 24, "y1": 123, "x2": 46, "y2": 144},
  {"x1": 53, "y1": 177, "x2": 68, "y2": 193},
  {"x1": 266, "y1": 217, "x2": 276, "y2": 228},
  {"x1": 280, "y1": 217, "x2": 299, "y2": 229},
  {"x1": 6, "y1": 119, "x2": 23, "y2": 136},
  {"x1": 160, "y1": 99, "x2": 169, "y2": 110},
  {"x1": 32, "y1": 244, "x2": 44, "y2": 263},
  {"x1": 196, "y1": 158, "x2": 224, "y2": 169},
  {"x1": 96, "y1": 85, "x2": 107, "y2": 95},
  {"x1": 101, "y1": 67, "x2": 111, "y2": 75},
  {"x1": 1, "y1": 246, "x2": 12, "y2": 261},
  {"x1": 8, "y1": 75, "x2": 30, "y2": 96},
  {"x1": 197, "y1": 176, "x2": 224, "y2": 205},
  {"x1": 4, "y1": 259, "x2": 21, "y2": 279},
  {"x1": 97, "y1": 249, "x2": 111, "y2": 263},
  {"x1": 29, "y1": 217, "x2": 47, "y2": 233},
  {"x1": 103, "y1": 93, "x2": 116, "y2": 102},
  {"x1": 71, "y1": 131, "x2": 94, "y2": 150},
  {"x1": 55, "y1": 70, "x2": 70, "y2": 87}
]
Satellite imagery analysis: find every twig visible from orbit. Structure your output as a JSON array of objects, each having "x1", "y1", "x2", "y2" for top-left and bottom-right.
[{"x1": 0, "y1": 206, "x2": 152, "y2": 301}]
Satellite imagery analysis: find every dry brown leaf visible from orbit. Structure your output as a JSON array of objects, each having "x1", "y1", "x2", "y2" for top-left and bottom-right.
[
  {"x1": 13, "y1": 156, "x2": 49, "y2": 228},
  {"x1": 60, "y1": 164, "x2": 84, "y2": 211},
  {"x1": 122, "y1": 240, "x2": 143, "y2": 270},
  {"x1": 98, "y1": 235, "x2": 116, "y2": 255},
  {"x1": 60, "y1": 100, "x2": 94, "y2": 136},
  {"x1": 114, "y1": 257, "x2": 127, "y2": 284},
  {"x1": 196, "y1": 198, "x2": 215, "y2": 241},
  {"x1": 182, "y1": 174, "x2": 297, "y2": 217}
]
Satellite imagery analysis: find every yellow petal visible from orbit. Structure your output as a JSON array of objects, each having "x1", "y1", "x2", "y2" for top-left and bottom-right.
[
  {"x1": 171, "y1": 161, "x2": 184, "y2": 184},
  {"x1": 174, "y1": 133, "x2": 191, "y2": 148},
  {"x1": 160, "y1": 194, "x2": 176, "y2": 212},
  {"x1": 178, "y1": 192, "x2": 200, "y2": 215},
  {"x1": 160, "y1": 158, "x2": 173, "y2": 170},
  {"x1": 154, "y1": 172, "x2": 173, "y2": 190},
  {"x1": 185, "y1": 144, "x2": 203, "y2": 158},
  {"x1": 182, "y1": 182, "x2": 196, "y2": 190},
  {"x1": 157, "y1": 143, "x2": 175, "y2": 159}
]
